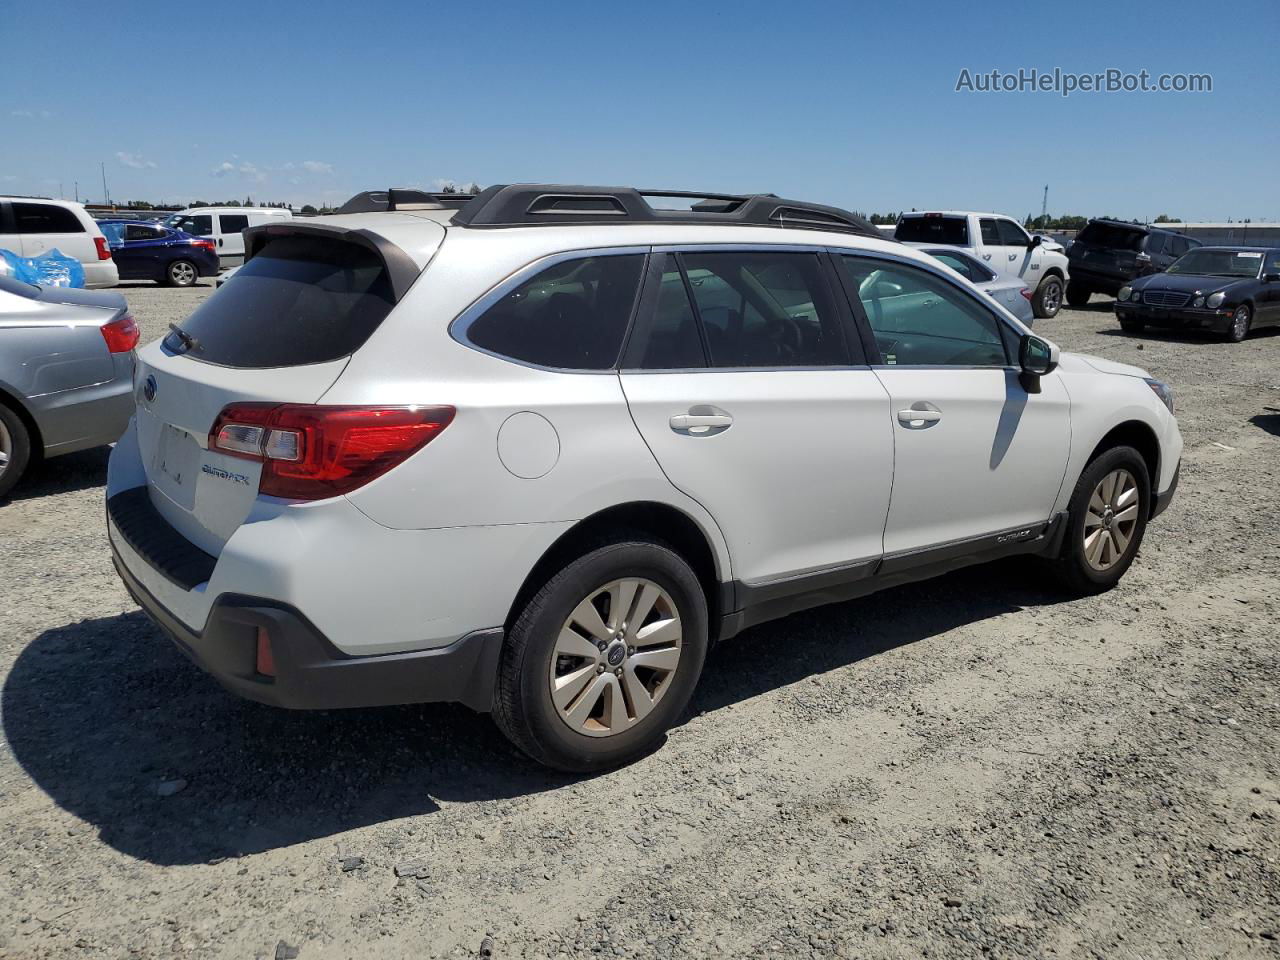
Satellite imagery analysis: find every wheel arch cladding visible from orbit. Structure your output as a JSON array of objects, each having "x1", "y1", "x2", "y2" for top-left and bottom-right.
[
  {"x1": 1089, "y1": 420, "x2": 1159, "y2": 506},
  {"x1": 503, "y1": 502, "x2": 723, "y2": 636}
]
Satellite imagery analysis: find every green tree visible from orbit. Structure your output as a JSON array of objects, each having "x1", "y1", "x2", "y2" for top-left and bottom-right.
[{"x1": 300, "y1": 204, "x2": 318, "y2": 215}]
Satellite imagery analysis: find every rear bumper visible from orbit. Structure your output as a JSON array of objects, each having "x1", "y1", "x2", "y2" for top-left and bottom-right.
[
  {"x1": 1068, "y1": 265, "x2": 1130, "y2": 293},
  {"x1": 82, "y1": 260, "x2": 120, "y2": 289},
  {"x1": 1114, "y1": 302, "x2": 1233, "y2": 333},
  {"x1": 110, "y1": 530, "x2": 503, "y2": 712}
]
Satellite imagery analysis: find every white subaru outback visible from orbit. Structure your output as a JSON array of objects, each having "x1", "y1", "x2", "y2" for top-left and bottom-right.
[{"x1": 106, "y1": 185, "x2": 1182, "y2": 771}]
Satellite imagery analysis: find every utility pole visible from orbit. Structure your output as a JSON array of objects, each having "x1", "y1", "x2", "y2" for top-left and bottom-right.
[
  {"x1": 100, "y1": 161, "x2": 110, "y2": 208},
  {"x1": 1040, "y1": 185, "x2": 1049, "y2": 225},
  {"x1": 74, "y1": 181, "x2": 79, "y2": 202}
]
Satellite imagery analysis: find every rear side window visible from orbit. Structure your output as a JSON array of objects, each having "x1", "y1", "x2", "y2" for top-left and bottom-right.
[
  {"x1": 219, "y1": 214, "x2": 249, "y2": 234},
  {"x1": 895, "y1": 216, "x2": 968, "y2": 245},
  {"x1": 1076, "y1": 222, "x2": 1145, "y2": 251},
  {"x1": 679, "y1": 251, "x2": 849, "y2": 368},
  {"x1": 635, "y1": 260, "x2": 707, "y2": 369},
  {"x1": 979, "y1": 219, "x2": 1002, "y2": 245},
  {"x1": 927, "y1": 250, "x2": 991, "y2": 282},
  {"x1": 164, "y1": 235, "x2": 396, "y2": 368},
  {"x1": 464, "y1": 255, "x2": 644, "y2": 370},
  {"x1": 1145, "y1": 233, "x2": 1167, "y2": 255},
  {"x1": 12, "y1": 202, "x2": 83, "y2": 234}
]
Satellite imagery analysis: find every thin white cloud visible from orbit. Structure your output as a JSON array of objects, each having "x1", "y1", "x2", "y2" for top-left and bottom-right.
[
  {"x1": 212, "y1": 159, "x2": 266, "y2": 183},
  {"x1": 116, "y1": 151, "x2": 156, "y2": 169},
  {"x1": 300, "y1": 160, "x2": 333, "y2": 175}
]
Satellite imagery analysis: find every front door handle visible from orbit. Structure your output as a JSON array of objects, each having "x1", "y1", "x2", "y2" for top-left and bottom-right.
[
  {"x1": 982, "y1": 253, "x2": 992, "y2": 261},
  {"x1": 1008, "y1": 253, "x2": 1018, "y2": 260},
  {"x1": 670, "y1": 413, "x2": 733, "y2": 432},
  {"x1": 897, "y1": 403, "x2": 942, "y2": 429}
]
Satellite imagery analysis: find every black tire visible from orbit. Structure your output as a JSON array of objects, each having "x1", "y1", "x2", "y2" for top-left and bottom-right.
[
  {"x1": 1032, "y1": 275, "x2": 1063, "y2": 319},
  {"x1": 1065, "y1": 281, "x2": 1092, "y2": 308},
  {"x1": 0, "y1": 403, "x2": 33, "y2": 500},
  {"x1": 165, "y1": 259, "x2": 198, "y2": 287},
  {"x1": 1049, "y1": 445, "x2": 1150, "y2": 596},
  {"x1": 492, "y1": 538, "x2": 708, "y2": 772},
  {"x1": 1226, "y1": 304, "x2": 1252, "y2": 343},
  {"x1": 1120, "y1": 318, "x2": 1145, "y2": 334}
]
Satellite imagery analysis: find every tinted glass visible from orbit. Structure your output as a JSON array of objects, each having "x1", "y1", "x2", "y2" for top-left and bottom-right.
[
  {"x1": 125, "y1": 224, "x2": 162, "y2": 241},
  {"x1": 466, "y1": 255, "x2": 644, "y2": 370},
  {"x1": 996, "y1": 219, "x2": 1030, "y2": 246},
  {"x1": 1166, "y1": 249, "x2": 1264, "y2": 278},
  {"x1": 895, "y1": 216, "x2": 968, "y2": 245},
  {"x1": 1076, "y1": 222, "x2": 1145, "y2": 251},
  {"x1": 979, "y1": 219, "x2": 1002, "y2": 245},
  {"x1": 636, "y1": 261, "x2": 706, "y2": 369},
  {"x1": 927, "y1": 250, "x2": 991, "y2": 282},
  {"x1": 174, "y1": 215, "x2": 212, "y2": 236},
  {"x1": 12, "y1": 202, "x2": 83, "y2": 234},
  {"x1": 842, "y1": 257, "x2": 1008, "y2": 366},
  {"x1": 1144, "y1": 233, "x2": 1166, "y2": 255},
  {"x1": 680, "y1": 251, "x2": 848, "y2": 368},
  {"x1": 163, "y1": 235, "x2": 395, "y2": 368},
  {"x1": 219, "y1": 214, "x2": 250, "y2": 233}
]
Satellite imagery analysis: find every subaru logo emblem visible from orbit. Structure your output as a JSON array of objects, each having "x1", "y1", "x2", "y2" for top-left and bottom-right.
[{"x1": 142, "y1": 375, "x2": 157, "y2": 404}]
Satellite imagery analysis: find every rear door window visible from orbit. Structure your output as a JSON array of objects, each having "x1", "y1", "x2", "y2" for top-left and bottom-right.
[
  {"x1": 979, "y1": 219, "x2": 1002, "y2": 246},
  {"x1": 895, "y1": 216, "x2": 968, "y2": 245},
  {"x1": 163, "y1": 235, "x2": 397, "y2": 368},
  {"x1": 12, "y1": 202, "x2": 83, "y2": 234},
  {"x1": 219, "y1": 214, "x2": 249, "y2": 234},
  {"x1": 463, "y1": 254, "x2": 644, "y2": 370},
  {"x1": 678, "y1": 251, "x2": 849, "y2": 368},
  {"x1": 1144, "y1": 233, "x2": 1167, "y2": 255},
  {"x1": 633, "y1": 258, "x2": 707, "y2": 369}
]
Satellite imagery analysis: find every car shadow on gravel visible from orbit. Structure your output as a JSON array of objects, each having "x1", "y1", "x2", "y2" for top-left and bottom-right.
[
  {"x1": 4, "y1": 560, "x2": 1066, "y2": 866},
  {"x1": 1249, "y1": 413, "x2": 1280, "y2": 437},
  {"x1": 3, "y1": 446, "x2": 110, "y2": 503}
]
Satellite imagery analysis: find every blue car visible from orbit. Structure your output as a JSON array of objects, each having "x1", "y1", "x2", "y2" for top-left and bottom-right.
[{"x1": 97, "y1": 220, "x2": 220, "y2": 287}]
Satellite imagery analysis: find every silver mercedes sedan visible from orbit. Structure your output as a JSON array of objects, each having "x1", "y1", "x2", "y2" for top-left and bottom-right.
[{"x1": 0, "y1": 276, "x2": 137, "y2": 497}]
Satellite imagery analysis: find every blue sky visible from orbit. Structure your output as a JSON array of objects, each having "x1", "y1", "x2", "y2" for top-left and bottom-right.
[{"x1": 3, "y1": 0, "x2": 1277, "y2": 221}]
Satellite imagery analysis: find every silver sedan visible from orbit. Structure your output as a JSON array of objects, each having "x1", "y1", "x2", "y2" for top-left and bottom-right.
[
  {"x1": 0, "y1": 276, "x2": 137, "y2": 497},
  {"x1": 921, "y1": 245, "x2": 1037, "y2": 326}
]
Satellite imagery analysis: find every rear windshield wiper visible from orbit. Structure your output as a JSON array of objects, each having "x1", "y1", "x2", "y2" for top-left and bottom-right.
[{"x1": 167, "y1": 322, "x2": 202, "y2": 353}]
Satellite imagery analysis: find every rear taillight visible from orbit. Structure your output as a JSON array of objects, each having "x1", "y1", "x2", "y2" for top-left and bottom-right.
[
  {"x1": 100, "y1": 314, "x2": 140, "y2": 353},
  {"x1": 94, "y1": 236, "x2": 112, "y2": 260},
  {"x1": 193, "y1": 239, "x2": 215, "y2": 252},
  {"x1": 208, "y1": 404, "x2": 455, "y2": 500},
  {"x1": 1020, "y1": 287, "x2": 1034, "y2": 301}
]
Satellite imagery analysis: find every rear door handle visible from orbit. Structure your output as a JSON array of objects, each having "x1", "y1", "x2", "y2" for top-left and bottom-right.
[
  {"x1": 670, "y1": 413, "x2": 733, "y2": 432},
  {"x1": 897, "y1": 404, "x2": 942, "y2": 428}
]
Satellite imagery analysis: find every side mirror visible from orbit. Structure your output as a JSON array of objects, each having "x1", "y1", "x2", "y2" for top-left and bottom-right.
[
  {"x1": 1264, "y1": 272, "x2": 1280, "y2": 283},
  {"x1": 1027, "y1": 235, "x2": 1042, "y2": 250},
  {"x1": 1018, "y1": 334, "x2": 1058, "y2": 394}
]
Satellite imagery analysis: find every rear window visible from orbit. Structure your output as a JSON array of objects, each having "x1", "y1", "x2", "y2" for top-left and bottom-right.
[
  {"x1": 163, "y1": 235, "x2": 396, "y2": 368},
  {"x1": 895, "y1": 216, "x2": 968, "y2": 245},
  {"x1": 1076, "y1": 222, "x2": 1145, "y2": 251},
  {"x1": 13, "y1": 202, "x2": 84, "y2": 234}
]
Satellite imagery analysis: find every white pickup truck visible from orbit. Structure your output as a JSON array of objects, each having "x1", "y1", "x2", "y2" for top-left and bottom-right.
[{"x1": 894, "y1": 211, "x2": 1070, "y2": 319}]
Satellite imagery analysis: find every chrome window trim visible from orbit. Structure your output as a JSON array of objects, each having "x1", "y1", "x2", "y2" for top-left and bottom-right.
[{"x1": 448, "y1": 245, "x2": 651, "y2": 375}]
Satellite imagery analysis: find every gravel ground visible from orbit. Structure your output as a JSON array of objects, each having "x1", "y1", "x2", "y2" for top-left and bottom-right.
[{"x1": 1, "y1": 280, "x2": 1278, "y2": 959}]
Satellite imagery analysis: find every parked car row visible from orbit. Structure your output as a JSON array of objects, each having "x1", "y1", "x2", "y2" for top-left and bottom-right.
[
  {"x1": 100, "y1": 184, "x2": 1183, "y2": 772},
  {"x1": 0, "y1": 195, "x2": 293, "y2": 290}
]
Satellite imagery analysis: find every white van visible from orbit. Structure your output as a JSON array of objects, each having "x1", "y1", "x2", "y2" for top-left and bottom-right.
[
  {"x1": 163, "y1": 207, "x2": 292, "y2": 269},
  {"x1": 0, "y1": 197, "x2": 120, "y2": 288}
]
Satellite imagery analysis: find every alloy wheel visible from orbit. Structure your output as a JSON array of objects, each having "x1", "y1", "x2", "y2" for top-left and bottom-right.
[
  {"x1": 1041, "y1": 279, "x2": 1062, "y2": 314},
  {"x1": 548, "y1": 578, "x2": 682, "y2": 737},
  {"x1": 1230, "y1": 307, "x2": 1250, "y2": 341},
  {"x1": 1083, "y1": 468, "x2": 1140, "y2": 571},
  {"x1": 0, "y1": 418, "x2": 10, "y2": 477},
  {"x1": 170, "y1": 261, "x2": 196, "y2": 285}
]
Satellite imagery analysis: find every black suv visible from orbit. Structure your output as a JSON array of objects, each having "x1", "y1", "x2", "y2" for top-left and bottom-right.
[{"x1": 1066, "y1": 220, "x2": 1200, "y2": 306}]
